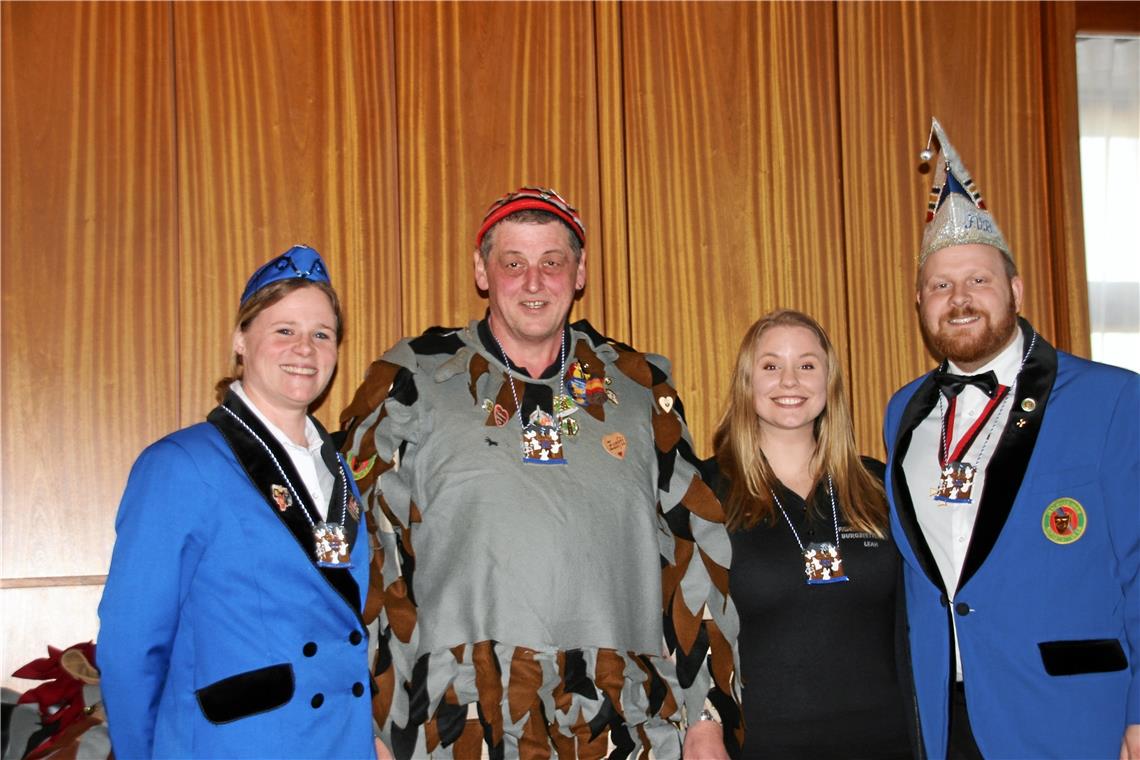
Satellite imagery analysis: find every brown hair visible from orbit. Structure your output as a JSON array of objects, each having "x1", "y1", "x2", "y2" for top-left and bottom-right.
[
  {"x1": 711, "y1": 309, "x2": 888, "y2": 536},
  {"x1": 213, "y1": 279, "x2": 344, "y2": 403}
]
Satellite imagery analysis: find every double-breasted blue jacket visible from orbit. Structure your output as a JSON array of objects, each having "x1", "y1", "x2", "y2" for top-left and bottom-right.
[
  {"x1": 98, "y1": 392, "x2": 375, "y2": 759},
  {"x1": 885, "y1": 319, "x2": 1139, "y2": 759}
]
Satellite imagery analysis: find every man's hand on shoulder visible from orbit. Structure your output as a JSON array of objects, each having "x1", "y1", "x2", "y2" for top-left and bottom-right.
[{"x1": 683, "y1": 718, "x2": 729, "y2": 759}]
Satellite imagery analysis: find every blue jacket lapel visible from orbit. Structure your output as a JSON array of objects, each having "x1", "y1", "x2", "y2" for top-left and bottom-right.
[
  {"x1": 208, "y1": 391, "x2": 363, "y2": 622},
  {"x1": 957, "y1": 319, "x2": 1056, "y2": 590}
]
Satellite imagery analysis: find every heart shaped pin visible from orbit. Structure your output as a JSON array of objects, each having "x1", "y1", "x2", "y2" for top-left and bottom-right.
[
  {"x1": 602, "y1": 432, "x2": 627, "y2": 459},
  {"x1": 658, "y1": 396, "x2": 674, "y2": 413},
  {"x1": 493, "y1": 404, "x2": 510, "y2": 426}
]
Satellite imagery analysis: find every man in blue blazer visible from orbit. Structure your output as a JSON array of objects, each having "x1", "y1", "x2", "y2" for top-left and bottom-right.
[{"x1": 885, "y1": 119, "x2": 1139, "y2": 759}]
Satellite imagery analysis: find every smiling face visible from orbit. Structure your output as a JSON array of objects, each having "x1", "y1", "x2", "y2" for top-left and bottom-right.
[
  {"x1": 233, "y1": 285, "x2": 338, "y2": 424},
  {"x1": 751, "y1": 325, "x2": 829, "y2": 439},
  {"x1": 917, "y1": 243, "x2": 1022, "y2": 371},
  {"x1": 473, "y1": 219, "x2": 586, "y2": 360}
]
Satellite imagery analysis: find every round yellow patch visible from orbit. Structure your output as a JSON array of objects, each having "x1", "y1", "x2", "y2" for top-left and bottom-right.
[{"x1": 1042, "y1": 497, "x2": 1086, "y2": 544}]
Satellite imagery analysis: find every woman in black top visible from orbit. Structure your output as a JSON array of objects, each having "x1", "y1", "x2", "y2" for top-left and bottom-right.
[{"x1": 711, "y1": 309, "x2": 914, "y2": 759}]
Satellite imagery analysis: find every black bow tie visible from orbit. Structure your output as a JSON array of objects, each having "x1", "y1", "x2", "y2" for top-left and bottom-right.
[{"x1": 934, "y1": 369, "x2": 1000, "y2": 399}]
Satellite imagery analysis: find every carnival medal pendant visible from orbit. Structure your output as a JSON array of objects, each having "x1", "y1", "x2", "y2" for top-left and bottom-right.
[
  {"x1": 932, "y1": 461, "x2": 976, "y2": 505},
  {"x1": 803, "y1": 542, "x2": 849, "y2": 585},
  {"x1": 553, "y1": 393, "x2": 575, "y2": 416},
  {"x1": 566, "y1": 362, "x2": 590, "y2": 406},
  {"x1": 521, "y1": 408, "x2": 567, "y2": 465},
  {"x1": 313, "y1": 521, "x2": 353, "y2": 568},
  {"x1": 553, "y1": 393, "x2": 579, "y2": 437}
]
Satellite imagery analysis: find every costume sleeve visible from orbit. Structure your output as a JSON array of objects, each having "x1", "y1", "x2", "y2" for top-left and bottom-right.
[
  {"x1": 616, "y1": 348, "x2": 744, "y2": 753},
  {"x1": 1101, "y1": 373, "x2": 1140, "y2": 723},
  {"x1": 339, "y1": 345, "x2": 422, "y2": 743},
  {"x1": 97, "y1": 439, "x2": 213, "y2": 760}
]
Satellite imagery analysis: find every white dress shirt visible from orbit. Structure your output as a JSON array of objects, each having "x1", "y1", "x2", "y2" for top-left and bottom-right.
[
  {"x1": 232, "y1": 381, "x2": 334, "y2": 520},
  {"x1": 902, "y1": 330, "x2": 1025, "y2": 680}
]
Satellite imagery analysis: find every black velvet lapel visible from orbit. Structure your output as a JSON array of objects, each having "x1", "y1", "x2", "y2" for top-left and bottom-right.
[
  {"x1": 313, "y1": 416, "x2": 363, "y2": 617},
  {"x1": 890, "y1": 374, "x2": 948, "y2": 593},
  {"x1": 208, "y1": 391, "x2": 362, "y2": 623},
  {"x1": 313, "y1": 415, "x2": 359, "y2": 553},
  {"x1": 957, "y1": 319, "x2": 1056, "y2": 589}
]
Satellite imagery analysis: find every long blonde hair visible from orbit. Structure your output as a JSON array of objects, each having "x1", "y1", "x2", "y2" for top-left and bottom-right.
[{"x1": 712, "y1": 309, "x2": 888, "y2": 536}]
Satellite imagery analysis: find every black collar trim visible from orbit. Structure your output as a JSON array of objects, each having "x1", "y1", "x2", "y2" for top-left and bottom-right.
[
  {"x1": 207, "y1": 391, "x2": 362, "y2": 620},
  {"x1": 476, "y1": 316, "x2": 571, "y2": 380}
]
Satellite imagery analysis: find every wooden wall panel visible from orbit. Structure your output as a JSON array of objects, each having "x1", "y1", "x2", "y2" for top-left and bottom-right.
[
  {"x1": 622, "y1": 1, "x2": 847, "y2": 457},
  {"x1": 1, "y1": 0, "x2": 1096, "y2": 691},
  {"x1": 173, "y1": 1, "x2": 400, "y2": 430},
  {"x1": 837, "y1": 1, "x2": 1067, "y2": 455},
  {"x1": 594, "y1": 0, "x2": 632, "y2": 343},
  {"x1": 1, "y1": 0, "x2": 175, "y2": 685},
  {"x1": 391, "y1": 1, "x2": 606, "y2": 339},
  {"x1": 0, "y1": 2, "x2": 176, "y2": 575}
]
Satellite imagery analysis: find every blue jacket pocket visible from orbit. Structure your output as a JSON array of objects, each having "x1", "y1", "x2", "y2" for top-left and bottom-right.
[
  {"x1": 195, "y1": 663, "x2": 295, "y2": 724},
  {"x1": 1038, "y1": 639, "x2": 1127, "y2": 676}
]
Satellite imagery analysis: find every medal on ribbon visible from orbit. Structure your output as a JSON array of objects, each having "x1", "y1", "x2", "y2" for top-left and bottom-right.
[
  {"x1": 313, "y1": 522, "x2": 352, "y2": 568},
  {"x1": 932, "y1": 386, "x2": 1009, "y2": 506},
  {"x1": 803, "y1": 541, "x2": 849, "y2": 584},
  {"x1": 522, "y1": 408, "x2": 566, "y2": 464},
  {"x1": 932, "y1": 461, "x2": 977, "y2": 504},
  {"x1": 772, "y1": 475, "x2": 852, "y2": 586}
]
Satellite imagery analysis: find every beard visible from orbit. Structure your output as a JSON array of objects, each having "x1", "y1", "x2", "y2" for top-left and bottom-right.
[{"x1": 921, "y1": 299, "x2": 1019, "y2": 368}]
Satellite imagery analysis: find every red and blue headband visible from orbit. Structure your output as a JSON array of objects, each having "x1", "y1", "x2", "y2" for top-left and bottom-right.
[{"x1": 475, "y1": 186, "x2": 585, "y2": 248}]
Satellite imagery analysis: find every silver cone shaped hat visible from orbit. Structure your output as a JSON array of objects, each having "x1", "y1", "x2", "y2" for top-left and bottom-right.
[{"x1": 919, "y1": 118, "x2": 1012, "y2": 266}]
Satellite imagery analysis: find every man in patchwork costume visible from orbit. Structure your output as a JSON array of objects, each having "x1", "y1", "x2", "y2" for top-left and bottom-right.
[
  {"x1": 885, "y1": 118, "x2": 1140, "y2": 759},
  {"x1": 341, "y1": 188, "x2": 742, "y2": 759}
]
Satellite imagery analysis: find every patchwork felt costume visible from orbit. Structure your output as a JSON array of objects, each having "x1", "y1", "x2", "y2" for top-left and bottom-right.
[
  {"x1": 98, "y1": 392, "x2": 374, "y2": 759},
  {"x1": 340, "y1": 319, "x2": 743, "y2": 759}
]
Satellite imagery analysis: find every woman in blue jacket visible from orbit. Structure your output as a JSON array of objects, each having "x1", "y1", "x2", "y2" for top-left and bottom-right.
[{"x1": 98, "y1": 246, "x2": 375, "y2": 759}]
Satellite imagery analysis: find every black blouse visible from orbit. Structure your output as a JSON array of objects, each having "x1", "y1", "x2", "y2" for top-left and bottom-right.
[{"x1": 719, "y1": 458, "x2": 914, "y2": 759}]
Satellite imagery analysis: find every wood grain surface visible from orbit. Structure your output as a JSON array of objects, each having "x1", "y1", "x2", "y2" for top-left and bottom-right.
[
  {"x1": 622, "y1": 1, "x2": 848, "y2": 457},
  {"x1": 835, "y1": 0, "x2": 1087, "y2": 454},
  {"x1": 1, "y1": 1, "x2": 177, "y2": 579},
  {"x1": 391, "y1": 1, "x2": 606, "y2": 339},
  {"x1": 173, "y1": 1, "x2": 401, "y2": 429},
  {"x1": 3, "y1": 1, "x2": 177, "y2": 687}
]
